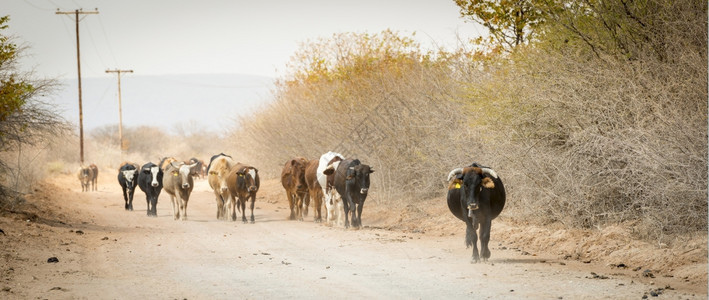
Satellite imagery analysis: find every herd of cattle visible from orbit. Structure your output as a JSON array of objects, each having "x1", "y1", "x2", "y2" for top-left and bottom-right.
[{"x1": 77, "y1": 153, "x2": 506, "y2": 263}]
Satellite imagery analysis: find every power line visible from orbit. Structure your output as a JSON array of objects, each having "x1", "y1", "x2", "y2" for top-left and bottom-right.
[
  {"x1": 96, "y1": 15, "x2": 118, "y2": 66},
  {"x1": 56, "y1": 8, "x2": 99, "y2": 165},
  {"x1": 105, "y1": 68, "x2": 133, "y2": 158}
]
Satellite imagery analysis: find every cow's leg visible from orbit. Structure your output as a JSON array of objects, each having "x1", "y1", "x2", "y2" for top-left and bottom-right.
[
  {"x1": 128, "y1": 189, "x2": 134, "y2": 211},
  {"x1": 466, "y1": 223, "x2": 480, "y2": 263},
  {"x1": 302, "y1": 192, "x2": 310, "y2": 218},
  {"x1": 355, "y1": 201, "x2": 365, "y2": 229},
  {"x1": 287, "y1": 192, "x2": 296, "y2": 220},
  {"x1": 324, "y1": 190, "x2": 333, "y2": 225},
  {"x1": 249, "y1": 194, "x2": 256, "y2": 223},
  {"x1": 146, "y1": 195, "x2": 151, "y2": 216},
  {"x1": 480, "y1": 217, "x2": 492, "y2": 261},
  {"x1": 295, "y1": 192, "x2": 305, "y2": 221},
  {"x1": 313, "y1": 190, "x2": 322, "y2": 223},
  {"x1": 240, "y1": 196, "x2": 248, "y2": 223},
  {"x1": 215, "y1": 194, "x2": 223, "y2": 220},
  {"x1": 122, "y1": 187, "x2": 130, "y2": 210},
  {"x1": 342, "y1": 195, "x2": 351, "y2": 229},
  {"x1": 170, "y1": 195, "x2": 179, "y2": 220},
  {"x1": 181, "y1": 195, "x2": 189, "y2": 221},
  {"x1": 229, "y1": 195, "x2": 237, "y2": 222},
  {"x1": 466, "y1": 215, "x2": 480, "y2": 263},
  {"x1": 179, "y1": 198, "x2": 187, "y2": 221},
  {"x1": 151, "y1": 196, "x2": 157, "y2": 217}
]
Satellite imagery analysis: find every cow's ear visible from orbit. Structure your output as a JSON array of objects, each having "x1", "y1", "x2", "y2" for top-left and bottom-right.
[
  {"x1": 482, "y1": 177, "x2": 495, "y2": 189},
  {"x1": 369, "y1": 169, "x2": 374, "y2": 174}
]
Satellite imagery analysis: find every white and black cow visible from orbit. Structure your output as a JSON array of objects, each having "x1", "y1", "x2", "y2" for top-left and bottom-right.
[
  {"x1": 316, "y1": 151, "x2": 345, "y2": 226},
  {"x1": 324, "y1": 158, "x2": 374, "y2": 229},
  {"x1": 138, "y1": 162, "x2": 163, "y2": 217},
  {"x1": 117, "y1": 162, "x2": 139, "y2": 211}
]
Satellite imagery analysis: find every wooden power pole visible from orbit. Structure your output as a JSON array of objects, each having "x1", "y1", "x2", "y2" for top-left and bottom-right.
[
  {"x1": 105, "y1": 69, "x2": 133, "y2": 157},
  {"x1": 56, "y1": 8, "x2": 99, "y2": 164}
]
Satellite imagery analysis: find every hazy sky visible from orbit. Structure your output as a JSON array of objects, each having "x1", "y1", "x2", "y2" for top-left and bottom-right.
[{"x1": 6, "y1": 0, "x2": 485, "y2": 80}]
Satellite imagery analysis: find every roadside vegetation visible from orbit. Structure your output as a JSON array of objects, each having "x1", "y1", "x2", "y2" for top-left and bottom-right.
[
  {"x1": 227, "y1": 0, "x2": 707, "y2": 243},
  {"x1": 0, "y1": 16, "x2": 69, "y2": 207}
]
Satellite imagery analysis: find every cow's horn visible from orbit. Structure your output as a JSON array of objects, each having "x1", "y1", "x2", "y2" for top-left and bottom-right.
[
  {"x1": 481, "y1": 168, "x2": 498, "y2": 179},
  {"x1": 447, "y1": 168, "x2": 463, "y2": 181}
]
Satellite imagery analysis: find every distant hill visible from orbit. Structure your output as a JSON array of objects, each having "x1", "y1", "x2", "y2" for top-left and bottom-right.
[{"x1": 46, "y1": 73, "x2": 275, "y2": 134}]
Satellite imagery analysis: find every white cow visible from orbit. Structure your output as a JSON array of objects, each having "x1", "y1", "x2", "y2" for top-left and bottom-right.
[{"x1": 317, "y1": 151, "x2": 345, "y2": 226}]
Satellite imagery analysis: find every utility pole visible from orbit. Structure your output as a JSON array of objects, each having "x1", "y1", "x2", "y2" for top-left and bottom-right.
[
  {"x1": 105, "y1": 69, "x2": 133, "y2": 157},
  {"x1": 56, "y1": 8, "x2": 99, "y2": 164}
]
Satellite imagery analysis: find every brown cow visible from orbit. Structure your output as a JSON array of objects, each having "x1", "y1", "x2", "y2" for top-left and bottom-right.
[
  {"x1": 89, "y1": 164, "x2": 99, "y2": 191},
  {"x1": 304, "y1": 159, "x2": 324, "y2": 223},
  {"x1": 227, "y1": 163, "x2": 260, "y2": 223},
  {"x1": 280, "y1": 157, "x2": 309, "y2": 221}
]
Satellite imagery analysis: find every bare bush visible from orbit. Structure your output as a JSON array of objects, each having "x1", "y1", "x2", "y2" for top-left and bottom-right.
[
  {"x1": 227, "y1": 1, "x2": 706, "y2": 242},
  {"x1": 463, "y1": 0, "x2": 708, "y2": 241}
]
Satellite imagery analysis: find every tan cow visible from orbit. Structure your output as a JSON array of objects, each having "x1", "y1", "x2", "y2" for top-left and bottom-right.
[
  {"x1": 159, "y1": 156, "x2": 177, "y2": 172},
  {"x1": 207, "y1": 154, "x2": 236, "y2": 220},
  {"x1": 227, "y1": 163, "x2": 260, "y2": 223},
  {"x1": 77, "y1": 165, "x2": 94, "y2": 192},
  {"x1": 280, "y1": 157, "x2": 309, "y2": 221},
  {"x1": 162, "y1": 161, "x2": 198, "y2": 220}
]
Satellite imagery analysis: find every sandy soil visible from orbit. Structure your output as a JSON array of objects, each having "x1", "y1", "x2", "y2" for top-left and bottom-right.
[{"x1": 0, "y1": 170, "x2": 706, "y2": 299}]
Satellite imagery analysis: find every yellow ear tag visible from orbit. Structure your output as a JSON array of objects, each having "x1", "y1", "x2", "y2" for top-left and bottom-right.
[
  {"x1": 173, "y1": 172, "x2": 178, "y2": 177},
  {"x1": 455, "y1": 183, "x2": 461, "y2": 189},
  {"x1": 239, "y1": 174, "x2": 244, "y2": 177}
]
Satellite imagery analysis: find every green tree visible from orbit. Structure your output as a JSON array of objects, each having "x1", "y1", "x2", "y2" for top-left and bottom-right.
[
  {"x1": 0, "y1": 16, "x2": 68, "y2": 202},
  {"x1": 454, "y1": 0, "x2": 547, "y2": 51}
]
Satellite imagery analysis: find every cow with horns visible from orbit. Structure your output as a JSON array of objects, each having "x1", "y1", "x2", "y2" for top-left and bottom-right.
[{"x1": 447, "y1": 163, "x2": 506, "y2": 263}]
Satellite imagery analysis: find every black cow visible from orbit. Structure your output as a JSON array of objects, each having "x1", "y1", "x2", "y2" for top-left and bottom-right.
[
  {"x1": 324, "y1": 159, "x2": 374, "y2": 229},
  {"x1": 117, "y1": 163, "x2": 139, "y2": 211},
  {"x1": 138, "y1": 162, "x2": 163, "y2": 217},
  {"x1": 447, "y1": 163, "x2": 506, "y2": 263},
  {"x1": 189, "y1": 157, "x2": 205, "y2": 179}
]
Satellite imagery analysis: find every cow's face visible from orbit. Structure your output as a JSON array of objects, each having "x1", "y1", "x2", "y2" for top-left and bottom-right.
[
  {"x1": 180, "y1": 163, "x2": 197, "y2": 189},
  {"x1": 237, "y1": 167, "x2": 259, "y2": 192},
  {"x1": 170, "y1": 162, "x2": 197, "y2": 189},
  {"x1": 122, "y1": 169, "x2": 137, "y2": 187},
  {"x1": 460, "y1": 167, "x2": 495, "y2": 213},
  {"x1": 347, "y1": 164, "x2": 374, "y2": 194},
  {"x1": 144, "y1": 166, "x2": 161, "y2": 187},
  {"x1": 209, "y1": 168, "x2": 229, "y2": 193},
  {"x1": 81, "y1": 168, "x2": 90, "y2": 178},
  {"x1": 291, "y1": 159, "x2": 308, "y2": 190}
]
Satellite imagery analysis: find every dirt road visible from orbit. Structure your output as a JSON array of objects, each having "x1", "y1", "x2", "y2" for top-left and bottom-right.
[{"x1": 1, "y1": 172, "x2": 706, "y2": 299}]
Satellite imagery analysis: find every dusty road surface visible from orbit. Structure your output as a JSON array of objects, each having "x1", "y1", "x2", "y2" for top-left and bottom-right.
[{"x1": 1, "y1": 171, "x2": 706, "y2": 299}]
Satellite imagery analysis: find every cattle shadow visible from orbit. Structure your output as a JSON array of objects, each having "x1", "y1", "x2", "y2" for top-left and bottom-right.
[{"x1": 492, "y1": 258, "x2": 558, "y2": 264}]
